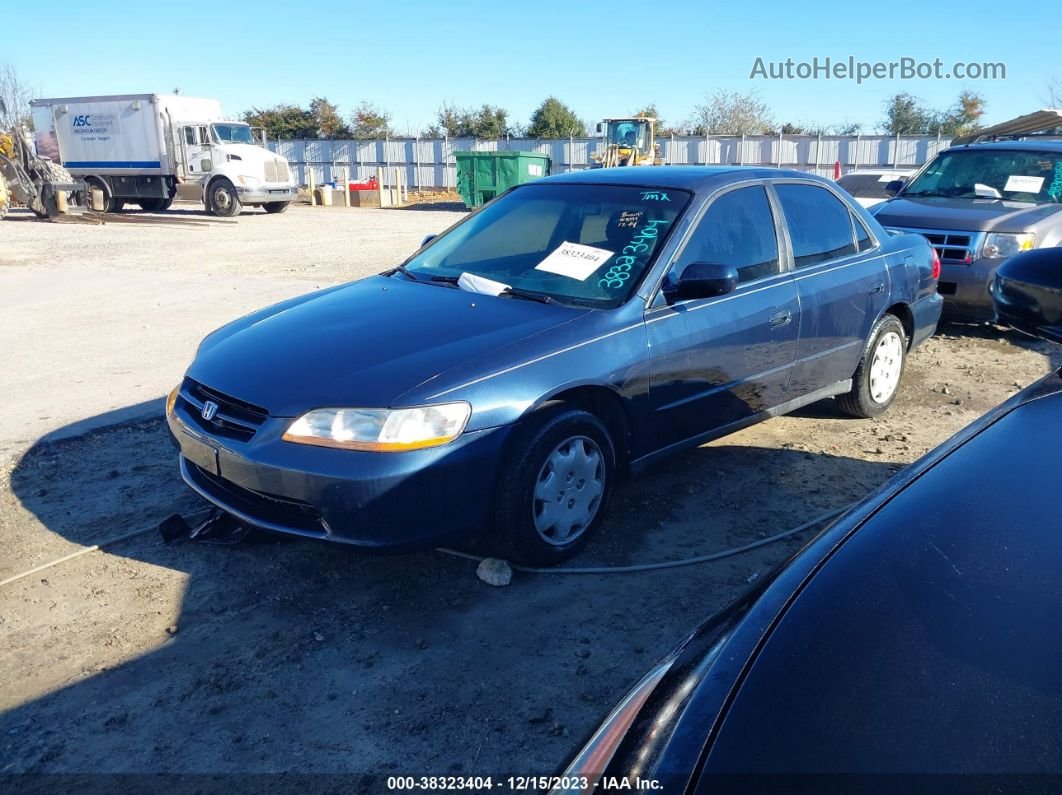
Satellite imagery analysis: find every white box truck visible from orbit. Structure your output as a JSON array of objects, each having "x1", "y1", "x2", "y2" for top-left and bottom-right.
[{"x1": 30, "y1": 94, "x2": 298, "y2": 216}]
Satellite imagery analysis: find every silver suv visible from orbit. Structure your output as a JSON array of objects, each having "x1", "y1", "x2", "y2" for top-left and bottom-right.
[{"x1": 872, "y1": 140, "x2": 1062, "y2": 320}]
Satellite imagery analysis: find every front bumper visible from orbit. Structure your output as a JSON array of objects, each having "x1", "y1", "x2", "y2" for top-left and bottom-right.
[
  {"x1": 936, "y1": 256, "x2": 1008, "y2": 320},
  {"x1": 167, "y1": 400, "x2": 512, "y2": 551},
  {"x1": 235, "y1": 184, "x2": 298, "y2": 204}
]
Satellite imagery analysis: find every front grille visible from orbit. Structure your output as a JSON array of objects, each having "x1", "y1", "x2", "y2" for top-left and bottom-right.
[
  {"x1": 186, "y1": 462, "x2": 325, "y2": 534},
  {"x1": 263, "y1": 157, "x2": 289, "y2": 183},
  {"x1": 887, "y1": 226, "x2": 984, "y2": 264},
  {"x1": 179, "y1": 378, "x2": 268, "y2": 442}
]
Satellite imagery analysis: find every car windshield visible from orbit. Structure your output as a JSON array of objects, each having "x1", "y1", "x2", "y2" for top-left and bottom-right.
[
  {"x1": 402, "y1": 183, "x2": 690, "y2": 308},
  {"x1": 903, "y1": 149, "x2": 1062, "y2": 203},
  {"x1": 837, "y1": 173, "x2": 897, "y2": 199},
  {"x1": 211, "y1": 123, "x2": 255, "y2": 144}
]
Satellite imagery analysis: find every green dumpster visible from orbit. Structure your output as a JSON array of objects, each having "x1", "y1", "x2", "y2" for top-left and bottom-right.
[{"x1": 453, "y1": 150, "x2": 551, "y2": 208}]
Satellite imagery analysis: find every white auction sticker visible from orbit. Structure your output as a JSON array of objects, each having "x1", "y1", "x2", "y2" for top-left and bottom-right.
[
  {"x1": 535, "y1": 241, "x2": 613, "y2": 281},
  {"x1": 1004, "y1": 175, "x2": 1045, "y2": 193}
]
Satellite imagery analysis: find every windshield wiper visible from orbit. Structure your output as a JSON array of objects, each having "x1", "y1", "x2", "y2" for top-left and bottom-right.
[
  {"x1": 430, "y1": 275, "x2": 460, "y2": 283},
  {"x1": 386, "y1": 264, "x2": 421, "y2": 281},
  {"x1": 501, "y1": 286, "x2": 553, "y2": 304}
]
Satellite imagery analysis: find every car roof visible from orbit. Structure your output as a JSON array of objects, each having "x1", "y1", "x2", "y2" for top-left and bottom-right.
[
  {"x1": 699, "y1": 374, "x2": 1062, "y2": 775},
  {"x1": 944, "y1": 139, "x2": 1062, "y2": 153},
  {"x1": 539, "y1": 165, "x2": 829, "y2": 191}
]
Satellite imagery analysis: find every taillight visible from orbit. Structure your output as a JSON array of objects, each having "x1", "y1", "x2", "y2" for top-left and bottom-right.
[{"x1": 930, "y1": 248, "x2": 941, "y2": 281}]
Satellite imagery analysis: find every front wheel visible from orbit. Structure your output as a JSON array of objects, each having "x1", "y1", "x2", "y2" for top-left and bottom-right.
[
  {"x1": 262, "y1": 201, "x2": 290, "y2": 214},
  {"x1": 836, "y1": 314, "x2": 908, "y2": 418},
  {"x1": 492, "y1": 406, "x2": 615, "y2": 566},
  {"x1": 208, "y1": 178, "x2": 241, "y2": 217}
]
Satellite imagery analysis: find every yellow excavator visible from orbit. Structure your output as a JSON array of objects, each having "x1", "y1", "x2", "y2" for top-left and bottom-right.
[
  {"x1": 0, "y1": 99, "x2": 84, "y2": 219},
  {"x1": 591, "y1": 117, "x2": 663, "y2": 168}
]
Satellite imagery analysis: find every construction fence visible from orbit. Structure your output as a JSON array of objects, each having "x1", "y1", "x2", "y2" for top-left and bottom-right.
[{"x1": 267, "y1": 134, "x2": 952, "y2": 189}]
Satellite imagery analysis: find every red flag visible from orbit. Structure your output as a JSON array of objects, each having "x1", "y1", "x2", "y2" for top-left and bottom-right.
[{"x1": 834, "y1": 160, "x2": 842, "y2": 180}]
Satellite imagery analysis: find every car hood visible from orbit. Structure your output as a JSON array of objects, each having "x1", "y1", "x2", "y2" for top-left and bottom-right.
[
  {"x1": 873, "y1": 195, "x2": 1062, "y2": 232},
  {"x1": 187, "y1": 276, "x2": 590, "y2": 417}
]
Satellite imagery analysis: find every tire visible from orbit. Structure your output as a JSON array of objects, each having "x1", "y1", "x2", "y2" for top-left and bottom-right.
[
  {"x1": 262, "y1": 201, "x2": 290, "y2": 214},
  {"x1": 83, "y1": 176, "x2": 118, "y2": 213},
  {"x1": 208, "y1": 178, "x2": 241, "y2": 217},
  {"x1": 836, "y1": 314, "x2": 908, "y2": 419},
  {"x1": 136, "y1": 197, "x2": 173, "y2": 212},
  {"x1": 492, "y1": 405, "x2": 615, "y2": 566},
  {"x1": 28, "y1": 161, "x2": 76, "y2": 218}
]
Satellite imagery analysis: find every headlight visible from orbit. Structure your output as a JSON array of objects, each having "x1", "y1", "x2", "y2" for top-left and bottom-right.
[
  {"x1": 983, "y1": 233, "x2": 1035, "y2": 259},
  {"x1": 166, "y1": 384, "x2": 180, "y2": 417},
  {"x1": 282, "y1": 403, "x2": 471, "y2": 452},
  {"x1": 237, "y1": 175, "x2": 261, "y2": 187}
]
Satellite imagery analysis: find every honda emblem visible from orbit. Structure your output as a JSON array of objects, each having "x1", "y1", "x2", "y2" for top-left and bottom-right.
[{"x1": 201, "y1": 400, "x2": 219, "y2": 421}]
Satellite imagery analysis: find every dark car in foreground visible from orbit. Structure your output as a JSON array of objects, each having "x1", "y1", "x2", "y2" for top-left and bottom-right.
[
  {"x1": 553, "y1": 255, "x2": 1062, "y2": 791},
  {"x1": 167, "y1": 166, "x2": 941, "y2": 565},
  {"x1": 872, "y1": 140, "x2": 1062, "y2": 320}
]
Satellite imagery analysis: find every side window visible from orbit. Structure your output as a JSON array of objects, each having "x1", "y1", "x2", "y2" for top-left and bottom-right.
[
  {"x1": 677, "y1": 186, "x2": 780, "y2": 284},
  {"x1": 183, "y1": 127, "x2": 196, "y2": 145},
  {"x1": 198, "y1": 126, "x2": 210, "y2": 144},
  {"x1": 852, "y1": 211, "x2": 874, "y2": 252},
  {"x1": 775, "y1": 184, "x2": 858, "y2": 268}
]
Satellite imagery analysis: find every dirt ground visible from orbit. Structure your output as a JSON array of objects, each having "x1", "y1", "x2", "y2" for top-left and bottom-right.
[{"x1": 0, "y1": 203, "x2": 1059, "y2": 786}]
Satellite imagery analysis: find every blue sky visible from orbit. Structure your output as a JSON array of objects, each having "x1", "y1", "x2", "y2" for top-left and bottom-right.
[{"x1": 10, "y1": 0, "x2": 1060, "y2": 135}]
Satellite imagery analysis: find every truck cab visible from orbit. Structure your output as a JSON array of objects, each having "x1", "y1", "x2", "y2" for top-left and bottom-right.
[{"x1": 174, "y1": 119, "x2": 297, "y2": 216}]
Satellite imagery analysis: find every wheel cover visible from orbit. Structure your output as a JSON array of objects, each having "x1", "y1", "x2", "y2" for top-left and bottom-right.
[
  {"x1": 532, "y1": 435, "x2": 605, "y2": 546},
  {"x1": 214, "y1": 187, "x2": 232, "y2": 210},
  {"x1": 869, "y1": 330, "x2": 904, "y2": 403}
]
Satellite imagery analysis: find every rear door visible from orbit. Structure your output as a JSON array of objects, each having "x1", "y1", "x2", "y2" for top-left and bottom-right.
[
  {"x1": 646, "y1": 183, "x2": 799, "y2": 451},
  {"x1": 771, "y1": 182, "x2": 889, "y2": 397}
]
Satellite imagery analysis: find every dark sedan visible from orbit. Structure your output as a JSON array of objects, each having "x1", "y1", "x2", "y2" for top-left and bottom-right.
[
  {"x1": 167, "y1": 167, "x2": 941, "y2": 565},
  {"x1": 553, "y1": 263, "x2": 1062, "y2": 791}
]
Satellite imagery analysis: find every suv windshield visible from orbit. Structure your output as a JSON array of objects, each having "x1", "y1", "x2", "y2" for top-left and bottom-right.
[
  {"x1": 211, "y1": 123, "x2": 255, "y2": 144},
  {"x1": 403, "y1": 183, "x2": 690, "y2": 308},
  {"x1": 903, "y1": 148, "x2": 1062, "y2": 204}
]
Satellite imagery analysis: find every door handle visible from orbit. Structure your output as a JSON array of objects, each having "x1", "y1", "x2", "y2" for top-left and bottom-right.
[
  {"x1": 769, "y1": 308, "x2": 792, "y2": 328},
  {"x1": 870, "y1": 283, "x2": 885, "y2": 295}
]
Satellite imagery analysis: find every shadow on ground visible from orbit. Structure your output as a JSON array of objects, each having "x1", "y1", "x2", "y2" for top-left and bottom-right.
[{"x1": 1, "y1": 395, "x2": 899, "y2": 782}]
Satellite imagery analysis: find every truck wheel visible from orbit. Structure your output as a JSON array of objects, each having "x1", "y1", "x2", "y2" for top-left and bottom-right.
[
  {"x1": 28, "y1": 162, "x2": 77, "y2": 218},
  {"x1": 262, "y1": 202, "x2": 290, "y2": 214},
  {"x1": 137, "y1": 197, "x2": 173, "y2": 212},
  {"x1": 208, "y1": 179, "x2": 241, "y2": 217},
  {"x1": 84, "y1": 177, "x2": 117, "y2": 213},
  {"x1": 836, "y1": 314, "x2": 908, "y2": 419},
  {"x1": 491, "y1": 405, "x2": 615, "y2": 566}
]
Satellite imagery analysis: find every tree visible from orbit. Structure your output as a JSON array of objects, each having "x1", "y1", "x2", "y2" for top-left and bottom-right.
[
  {"x1": 1046, "y1": 77, "x2": 1062, "y2": 108},
  {"x1": 242, "y1": 104, "x2": 317, "y2": 139},
  {"x1": 310, "y1": 96, "x2": 351, "y2": 139},
  {"x1": 0, "y1": 61, "x2": 34, "y2": 129},
  {"x1": 350, "y1": 101, "x2": 393, "y2": 139},
  {"x1": 881, "y1": 91, "x2": 985, "y2": 136},
  {"x1": 632, "y1": 103, "x2": 680, "y2": 137},
  {"x1": 425, "y1": 103, "x2": 511, "y2": 138},
  {"x1": 527, "y1": 97, "x2": 586, "y2": 138},
  {"x1": 688, "y1": 90, "x2": 774, "y2": 135}
]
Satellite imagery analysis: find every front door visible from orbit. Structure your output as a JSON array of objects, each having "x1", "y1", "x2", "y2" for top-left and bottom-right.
[
  {"x1": 646, "y1": 184, "x2": 799, "y2": 452},
  {"x1": 180, "y1": 125, "x2": 213, "y2": 182}
]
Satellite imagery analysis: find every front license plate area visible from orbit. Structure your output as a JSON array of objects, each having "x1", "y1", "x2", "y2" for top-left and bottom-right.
[{"x1": 181, "y1": 431, "x2": 220, "y2": 476}]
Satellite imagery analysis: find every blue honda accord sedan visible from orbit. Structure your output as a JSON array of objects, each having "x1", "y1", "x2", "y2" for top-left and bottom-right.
[{"x1": 166, "y1": 166, "x2": 942, "y2": 564}]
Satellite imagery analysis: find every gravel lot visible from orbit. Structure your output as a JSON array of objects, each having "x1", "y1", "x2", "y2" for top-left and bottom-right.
[{"x1": 1, "y1": 204, "x2": 1059, "y2": 785}]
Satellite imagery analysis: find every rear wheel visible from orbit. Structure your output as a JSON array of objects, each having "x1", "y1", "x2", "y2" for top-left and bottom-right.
[
  {"x1": 83, "y1": 176, "x2": 118, "y2": 214},
  {"x1": 836, "y1": 314, "x2": 908, "y2": 418},
  {"x1": 492, "y1": 405, "x2": 615, "y2": 566},
  {"x1": 262, "y1": 201, "x2": 290, "y2": 214},
  {"x1": 208, "y1": 178, "x2": 241, "y2": 217},
  {"x1": 28, "y1": 161, "x2": 76, "y2": 218},
  {"x1": 136, "y1": 196, "x2": 173, "y2": 212}
]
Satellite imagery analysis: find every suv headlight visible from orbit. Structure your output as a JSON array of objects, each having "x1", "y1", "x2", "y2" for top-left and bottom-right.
[
  {"x1": 983, "y1": 233, "x2": 1035, "y2": 259},
  {"x1": 282, "y1": 403, "x2": 472, "y2": 452}
]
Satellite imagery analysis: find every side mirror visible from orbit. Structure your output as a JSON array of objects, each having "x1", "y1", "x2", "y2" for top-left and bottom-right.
[
  {"x1": 663, "y1": 262, "x2": 739, "y2": 303},
  {"x1": 884, "y1": 179, "x2": 906, "y2": 196},
  {"x1": 596, "y1": 122, "x2": 603, "y2": 134},
  {"x1": 420, "y1": 233, "x2": 437, "y2": 248},
  {"x1": 992, "y1": 248, "x2": 1062, "y2": 343}
]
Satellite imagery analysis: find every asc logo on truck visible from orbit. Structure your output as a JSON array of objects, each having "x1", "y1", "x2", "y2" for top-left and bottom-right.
[{"x1": 71, "y1": 112, "x2": 114, "y2": 135}]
